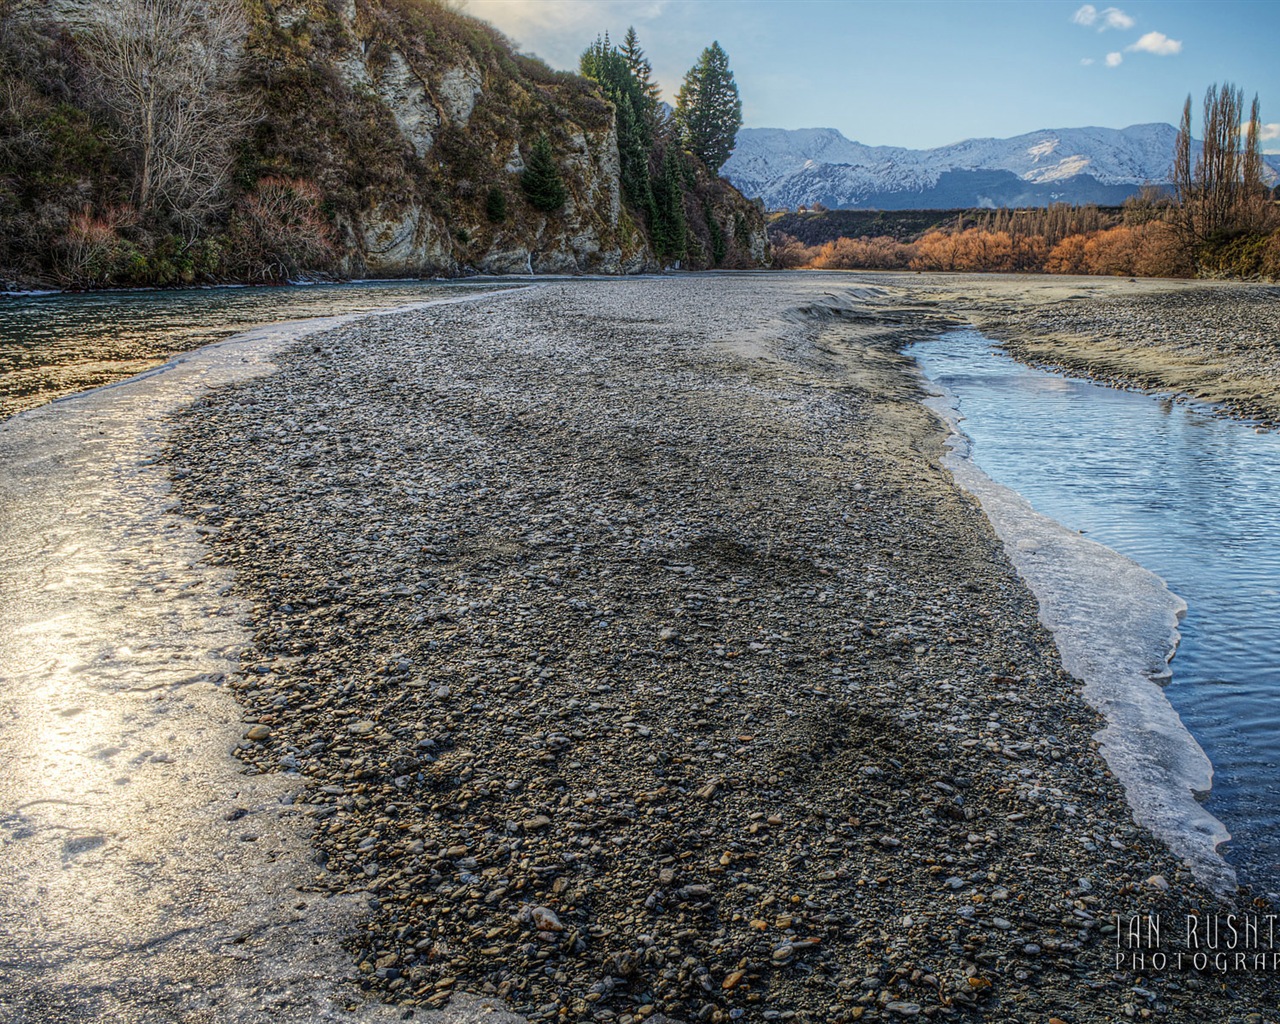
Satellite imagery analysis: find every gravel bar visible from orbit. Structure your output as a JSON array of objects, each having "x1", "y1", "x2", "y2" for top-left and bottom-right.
[{"x1": 167, "y1": 274, "x2": 1279, "y2": 1023}]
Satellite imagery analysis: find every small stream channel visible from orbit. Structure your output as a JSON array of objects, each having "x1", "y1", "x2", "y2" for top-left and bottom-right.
[{"x1": 911, "y1": 329, "x2": 1280, "y2": 895}]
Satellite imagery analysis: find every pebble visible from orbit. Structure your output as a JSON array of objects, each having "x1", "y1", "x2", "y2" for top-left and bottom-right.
[
  {"x1": 530, "y1": 906, "x2": 564, "y2": 932},
  {"x1": 166, "y1": 276, "x2": 1278, "y2": 1024}
]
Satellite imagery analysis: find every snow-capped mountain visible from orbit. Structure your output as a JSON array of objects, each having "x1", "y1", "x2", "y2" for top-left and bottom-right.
[{"x1": 724, "y1": 123, "x2": 1280, "y2": 210}]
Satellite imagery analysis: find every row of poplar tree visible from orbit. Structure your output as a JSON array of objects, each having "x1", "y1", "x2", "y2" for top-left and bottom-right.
[{"x1": 521, "y1": 29, "x2": 743, "y2": 262}]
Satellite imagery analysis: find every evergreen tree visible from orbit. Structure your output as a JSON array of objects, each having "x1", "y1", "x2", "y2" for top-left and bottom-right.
[
  {"x1": 674, "y1": 41, "x2": 742, "y2": 173},
  {"x1": 580, "y1": 35, "x2": 655, "y2": 220},
  {"x1": 485, "y1": 186, "x2": 507, "y2": 223},
  {"x1": 704, "y1": 202, "x2": 726, "y2": 265},
  {"x1": 620, "y1": 27, "x2": 661, "y2": 122},
  {"x1": 520, "y1": 133, "x2": 566, "y2": 213},
  {"x1": 651, "y1": 148, "x2": 686, "y2": 261}
]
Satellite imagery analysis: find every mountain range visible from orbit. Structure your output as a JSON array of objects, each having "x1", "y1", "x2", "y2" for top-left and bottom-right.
[{"x1": 723, "y1": 124, "x2": 1280, "y2": 211}]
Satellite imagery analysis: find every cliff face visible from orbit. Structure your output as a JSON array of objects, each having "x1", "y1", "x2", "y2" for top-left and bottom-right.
[
  {"x1": 255, "y1": 0, "x2": 653, "y2": 276},
  {"x1": 0, "y1": 0, "x2": 769, "y2": 286}
]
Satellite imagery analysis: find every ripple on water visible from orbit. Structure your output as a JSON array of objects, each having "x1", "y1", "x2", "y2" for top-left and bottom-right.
[{"x1": 913, "y1": 329, "x2": 1280, "y2": 896}]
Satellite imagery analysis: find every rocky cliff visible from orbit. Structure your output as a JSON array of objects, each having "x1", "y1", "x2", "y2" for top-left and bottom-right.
[
  {"x1": 256, "y1": 0, "x2": 653, "y2": 276},
  {"x1": 0, "y1": 0, "x2": 769, "y2": 286}
]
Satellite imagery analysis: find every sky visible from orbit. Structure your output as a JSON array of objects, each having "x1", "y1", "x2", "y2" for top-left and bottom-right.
[{"x1": 464, "y1": 0, "x2": 1280, "y2": 152}]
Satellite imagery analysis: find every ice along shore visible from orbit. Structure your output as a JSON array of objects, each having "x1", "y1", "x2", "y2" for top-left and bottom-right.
[{"x1": 162, "y1": 274, "x2": 1279, "y2": 1022}]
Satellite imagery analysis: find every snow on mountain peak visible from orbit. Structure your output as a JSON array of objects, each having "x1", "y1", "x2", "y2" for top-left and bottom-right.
[
  {"x1": 723, "y1": 122, "x2": 1280, "y2": 210},
  {"x1": 1027, "y1": 138, "x2": 1060, "y2": 161}
]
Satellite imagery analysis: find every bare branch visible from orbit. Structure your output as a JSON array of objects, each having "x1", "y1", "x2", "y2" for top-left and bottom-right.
[{"x1": 80, "y1": 0, "x2": 257, "y2": 231}]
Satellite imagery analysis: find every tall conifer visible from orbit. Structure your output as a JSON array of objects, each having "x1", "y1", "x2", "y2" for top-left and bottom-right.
[{"x1": 674, "y1": 41, "x2": 742, "y2": 173}]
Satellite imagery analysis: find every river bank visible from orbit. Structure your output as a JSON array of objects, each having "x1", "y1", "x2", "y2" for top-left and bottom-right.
[
  {"x1": 880, "y1": 272, "x2": 1280, "y2": 426},
  {"x1": 0, "y1": 279, "x2": 521, "y2": 421},
  {"x1": 164, "y1": 274, "x2": 1278, "y2": 1022}
]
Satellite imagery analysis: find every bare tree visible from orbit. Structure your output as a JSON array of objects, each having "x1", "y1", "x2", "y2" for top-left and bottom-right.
[
  {"x1": 1172, "y1": 82, "x2": 1272, "y2": 249},
  {"x1": 1240, "y1": 94, "x2": 1273, "y2": 233},
  {"x1": 1172, "y1": 95, "x2": 1195, "y2": 245},
  {"x1": 82, "y1": 0, "x2": 255, "y2": 234},
  {"x1": 1200, "y1": 83, "x2": 1241, "y2": 238}
]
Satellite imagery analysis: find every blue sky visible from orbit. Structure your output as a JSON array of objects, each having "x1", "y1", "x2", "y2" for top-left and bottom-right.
[{"x1": 466, "y1": 1, "x2": 1280, "y2": 152}]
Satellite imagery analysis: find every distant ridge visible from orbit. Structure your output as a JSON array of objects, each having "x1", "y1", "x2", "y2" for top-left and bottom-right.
[{"x1": 724, "y1": 124, "x2": 1280, "y2": 210}]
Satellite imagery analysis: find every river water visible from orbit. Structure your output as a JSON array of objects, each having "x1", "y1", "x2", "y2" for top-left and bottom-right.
[
  {"x1": 911, "y1": 329, "x2": 1280, "y2": 895},
  {"x1": 0, "y1": 280, "x2": 518, "y2": 419},
  {"x1": 0, "y1": 284, "x2": 530, "y2": 1021}
]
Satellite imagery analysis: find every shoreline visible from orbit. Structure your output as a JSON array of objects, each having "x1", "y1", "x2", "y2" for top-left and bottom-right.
[
  {"x1": 916, "y1": 370, "x2": 1234, "y2": 895},
  {"x1": 861, "y1": 272, "x2": 1280, "y2": 428},
  {"x1": 163, "y1": 275, "x2": 1277, "y2": 1020}
]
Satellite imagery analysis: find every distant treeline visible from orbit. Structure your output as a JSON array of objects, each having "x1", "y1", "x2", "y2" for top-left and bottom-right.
[
  {"x1": 773, "y1": 196, "x2": 1279, "y2": 281},
  {"x1": 767, "y1": 208, "x2": 981, "y2": 246},
  {"x1": 772, "y1": 199, "x2": 1197, "y2": 277},
  {"x1": 772, "y1": 83, "x2": 1280, "y2": 281}
]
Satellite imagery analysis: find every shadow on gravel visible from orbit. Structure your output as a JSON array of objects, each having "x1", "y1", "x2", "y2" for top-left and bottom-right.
[{"x1": 681, "y1": 530, "x2": 822, "y2": 581}]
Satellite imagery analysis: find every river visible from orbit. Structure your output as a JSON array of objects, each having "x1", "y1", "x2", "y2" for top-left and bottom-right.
[
  {"x1": 0, "y1": 280, "x2": 519, "y2": 419},
  {"x1": 912, "y1": 329, "x2": 1280, "y2": 896},
  {"x1": 0, "y1": 282, "x2": 527, "y2": 1020}
]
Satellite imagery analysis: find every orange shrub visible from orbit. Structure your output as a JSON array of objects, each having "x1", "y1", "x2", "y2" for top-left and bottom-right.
[
  {"x1": 770, "y1": 232, "x2": 819, "y2": 269},
  {"x1": 1131, "y1": 222, "x2": 1192, "y2": 278},
  {"x1": 957, "y1": 230, "x2": 1016, "y2": 272},
  {"x1": 1045, "y1": 234, "x2": 1090, "y2": 275},
  {"x1": 808, "y1": 235, "x2": 916, "y2": 270},
  {"x1": 1083, "y1": 226, "x2": 1140, "y2": 276},
  {"x1": 1012, "y1": 234, "x2": 1050, "y2": 271},
  {"x1": 910, "y1": 230, "x2": 961, "y2": 271}
]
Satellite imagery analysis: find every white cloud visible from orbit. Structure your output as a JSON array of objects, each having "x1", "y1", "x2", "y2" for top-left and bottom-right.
[
  {"x1": 1073, "y1": 4, "x2": 1098, "y2": 25},
  {"x1": 1105, "y1": 51, "x2": 1124, "y2": 67},
  {"x1": 1127, "y1": 31, "x2": 1182, "y2": 56},
  {"x1": 1080, "y1": 57, "x2": 1095, "y2": 66},
  {"x1": 1260, "y1": 123, "x2": 1280, "y2": 141},
  {"x1": 1100, "y1": 7, "x2": 1135, "y2": 30},
  {"x1": 1073, "y1": 5, "x2": 1134, "y2": 30}
]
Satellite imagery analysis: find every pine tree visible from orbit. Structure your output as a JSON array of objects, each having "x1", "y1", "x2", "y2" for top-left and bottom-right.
[
  {"x1": 620, "y1": 27, "x2": 661, "y2": 121},
  {"x1": 651, "y1": 148, "x2": 686, "y2": 261},
  {"x1": 674, "y1": 41, "x2": 742, "y2": 173},
  {"x1": 580, "y1": 35, "x2": 654, "y2": 220},
  {"x1": 485, "y1": 186, "x2": 507, "y2": 223},
  {"x1": 520, "y1": 133, "x2": 566, "y2": 213},
  {"x1": 704, "y1": 202, "x2": 726, "y2": 265}
]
